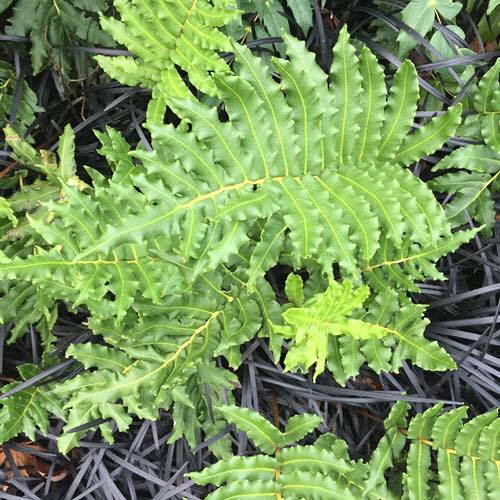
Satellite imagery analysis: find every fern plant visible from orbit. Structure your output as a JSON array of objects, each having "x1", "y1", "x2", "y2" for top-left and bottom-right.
[
  {"x1": 190, "y1": 403, "x2": 500, "y2": 499},
  {"x1": 0, "y1": 26, "x2": 480, "y2": 450}
]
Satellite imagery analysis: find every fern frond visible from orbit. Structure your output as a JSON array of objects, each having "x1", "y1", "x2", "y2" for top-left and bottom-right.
[
  {"x1": 431, "y1": 59, "x2": 500, "y2": 234},
  {"x1": 190, "y1": 403, "x2": 500, "y2": 500},
  {"x1": 0, "y1": 365, "x2": 65, "y2": 443},
  {"x1": 96, "y1": 0, "x2": 239, "y2": 118},
  {"x1": 0, "y1": 27, "x2": 475, "y2": 447},
  {"x1": 0, "y1": 62, "x2": 43, "y2": 136}
]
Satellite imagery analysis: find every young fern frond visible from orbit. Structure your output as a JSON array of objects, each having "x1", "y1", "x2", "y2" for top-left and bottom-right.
[
  {"x1": 0, "y1": 27, "x2": 477, "y2": 449},
  {"x1": 190, "y1": 403, "x2": 500, "y2": 500}
]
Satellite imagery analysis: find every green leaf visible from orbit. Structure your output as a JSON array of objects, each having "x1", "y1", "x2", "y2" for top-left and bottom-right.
[
  {"x1": 287, "y1": 0, "x2": 313, "y2": 34},
  {"x1": 278, "y1": 279, "x2": 387, "y2": 381},
  {"x1": 216, "y1": 405, "x2": 283, "y2": 454},
  {"x1": 395, "y1": 105, "x2": 462, "y2": 166},
  {"x1": 0, "y1": 364, "x2": 65, "y2": 443},
  {"x1": 487, "y1": 0, "x2": 500, "y2": 15},
  {"x1": 281, "y1": 413, "x2": 321, "y2": 445},
  {"x1": 377, "y1": 61, "x2": 419, "y2": 161},
  {"x1": 357, "y1": 45, "x2": 387, "y2": 162},
  {"x1": 57, "y1": 124, "x2": 77, "y2": 180},
  {"x1": 189, "y1": 455, "x2": 278, "y2": 486},
  {"x1": 281, "y1": 471, "x2": 357, "y2": 499},
  {"x1": 330, "y1": 25, "x2": 363, "y2": 164},
  {"x1": 397, "y1": 0, "x2": 461, "y2": 56},
  {"x1": 205, "y1": 480, "x2": 279, "y2": 500}
]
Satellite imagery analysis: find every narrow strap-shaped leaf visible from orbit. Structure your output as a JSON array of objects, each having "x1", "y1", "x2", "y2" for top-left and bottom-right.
[
  {"x1": 437, "y1": 449, "x2": 464, "y2": 500},
  {"x1": 356, "y1": 45, "x2": 387, "y2": 162},
  {"x1": 57, "y1": 124, "x2": 76, "y2": 181},
  {"x1": 336, "y1": 164, "x2": 405, "y2": 247},
  {"x1": 327, "y1": 337, "x2": 348, "y2": 385},
  {"x1": 316, "y1": 173, "x2": 380, "y2": 263},
  {"x1": 171, "y1": 97, "x2": 250, "y2": 182},
  {"x1": 481, "y1": 111, "x2": 500, "y2": 151},
  {"x1": 361, "y1": 291, "x2": 399, "y2": 374},
  {"x1": 406, "y1": 440, "x2": 431, "y2": 500},
  {"x1": 299, "y1": 175, "x2": 359, "y2": 277},
  {"x1": 279, "y1": 446, "x2": 353, "y2": 475},
  {"x1": 394, "y1": 105, "x2": 462, "y2": 167},
  {"x1": 433, "y1": 144, "x2": 500, "y2": 174},
  {"x1": 363, "y1": 427, "x2": 407, "y2": 495},
  {"x1": 274, "y1": 177, "x2": 323, "y2": 264},
  {"x1": 390, "y1": 303, "x2": 456, "y2": 372},
  {"x1": 474, "y1": 59, "x2": 500, "y2": 114},
  {"x1": 475, "y1": 60, "x2": 500, "y2": 150},
  {"x1": 329, "y1": 25, "x2": 363, "y2": 165},
  {"x1": 339, "y1": 336, "x2": 365, "y2": 381},
  {"x1": 377, "y1": 61, "x2": 419, "y2": 161},
  {"x1": 484, "y1": 461, "x2": 500, "y2": 500},
  {"x1": 455, "y1": 410, "x2": 498, "y2": 457},
  {"x1": 214, "y1": 74, "x2": 273, "y2": 179},
  {"x1": 407, "y1": 404, "x2": 444, "y2": 441},
  {"x1": 431, "y1": 406, "x2": 469, "y2": 450},
  {"x1": 281, "y1": 414, "x2": 321, "y2": 445},
  {"x1": 406, "y1": 404, "x2": 445, "y2": 500},
  {"x1": 461, "y1": 456, "x2": 487, "y2": 500},
  {"x1": 478, "y1": 418, "x2": 500, "y2": 461},
  {"x1": 216, "y1": 405, "x2": 283, "y2": 454}
]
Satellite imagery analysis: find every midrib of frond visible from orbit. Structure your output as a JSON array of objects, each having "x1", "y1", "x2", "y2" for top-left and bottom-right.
[{"x1": 73, "y1": 171, "x2": 383, "y2": 260}]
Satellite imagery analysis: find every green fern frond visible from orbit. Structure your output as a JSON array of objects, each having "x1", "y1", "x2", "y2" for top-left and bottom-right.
[
  {"x1": 96, "y1": 0, "x2": 239, "y2": 119},
  {"x1": 190, "y1": 403, "x2": 500, "y2": 499},
  {"x1": 0, "y1": 125, "x2": 83, "y2": 346},
  {"x1": 431, "y1": 59, "x2": 500, "y2": 234},
  {"x1": 0, "y1": 27, "x2": 476, "y2": 448}
]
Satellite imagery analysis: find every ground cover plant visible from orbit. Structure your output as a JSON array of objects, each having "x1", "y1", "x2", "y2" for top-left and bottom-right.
[{"x1": 0, "y1": 0, "x2": 499, "y2": 498}]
